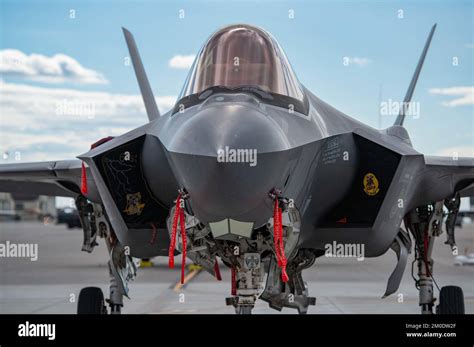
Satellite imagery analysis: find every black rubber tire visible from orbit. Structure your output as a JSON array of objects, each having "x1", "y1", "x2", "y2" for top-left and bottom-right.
[
  {"x1": 438, "y1": 286, "x2": 465, "y2": 314},
  {"x1": 77, "y1": 287, "x2": 106, "y2": 314},
  {"x1": 236, "y1": 305, "x2": 253, "y2": 314}
]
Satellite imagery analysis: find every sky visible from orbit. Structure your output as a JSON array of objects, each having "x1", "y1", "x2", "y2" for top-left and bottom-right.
[{"x1": 0, "y1": 0, "x2": 473, "y2": 166}]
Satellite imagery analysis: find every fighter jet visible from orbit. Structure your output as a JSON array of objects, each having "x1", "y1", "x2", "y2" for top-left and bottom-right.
[{"x1": 1, "y1": 24, "x2": 472, "y2": 314}]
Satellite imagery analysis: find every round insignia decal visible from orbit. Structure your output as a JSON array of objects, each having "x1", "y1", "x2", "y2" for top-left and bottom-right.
[{"x1": 363, "y1": 172, "x2": 380, "y2": 196}]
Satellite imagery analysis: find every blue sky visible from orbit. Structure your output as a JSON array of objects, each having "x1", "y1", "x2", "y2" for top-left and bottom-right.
[{"x1": 0, "y1": 0, "x2": 472, "y2": 161}]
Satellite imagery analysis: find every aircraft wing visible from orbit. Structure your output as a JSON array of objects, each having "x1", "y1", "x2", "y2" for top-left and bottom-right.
[
  {"x1": 412, "y1": 155, "x2": 474, "y2": 206},
  {"x1": 0, "y1": 160, "x2": 100, "y2": 202}
]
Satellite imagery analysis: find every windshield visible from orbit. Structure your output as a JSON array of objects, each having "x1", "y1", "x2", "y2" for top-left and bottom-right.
[{"x1": 177, "y1": 24, "x2": 307, "y2": 113}]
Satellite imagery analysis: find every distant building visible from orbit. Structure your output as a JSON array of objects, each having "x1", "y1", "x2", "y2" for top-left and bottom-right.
[
  {"x1": 0, "y1": 192, "x2": 14, "y2": 211},
  {"x1": 0, "y1": 192, "x2": 56, "y2": 220}
]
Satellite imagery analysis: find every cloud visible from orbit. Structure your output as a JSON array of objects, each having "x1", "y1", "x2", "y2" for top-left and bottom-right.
[
  {"x1": 0, "y1": 80, "x2": 176, "y2": 162},
  {"x1": 436, "y1": 146, "x2": 474, "y2": 158},
  {"x1": 344, "y1": 56, "x2": 371, "y2": 67},
  {"x1": 429, "y1": 86, "x2": 474, "y2": 107},
  {"x1": 0, "y1": 49, "x2": 108, "y2": 84},
  {"x1": 169, "y1": 54, "x2": 195, "y2": 69}
]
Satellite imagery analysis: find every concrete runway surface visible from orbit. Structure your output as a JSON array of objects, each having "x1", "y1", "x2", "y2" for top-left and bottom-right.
[{"x1": 0, "y1": 220, "x2": 473, "y2": 314}]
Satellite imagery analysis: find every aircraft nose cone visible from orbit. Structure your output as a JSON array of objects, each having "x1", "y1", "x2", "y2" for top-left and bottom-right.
[
  {"x1": 168, "y1": 98, "x2": 290, "y2": 155},
  {"x1": 167, "y1": 101, "x2": 291, "y2": 224}
]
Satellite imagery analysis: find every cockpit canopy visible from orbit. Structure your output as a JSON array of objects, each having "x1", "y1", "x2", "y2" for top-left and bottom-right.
[{"x1": 177, "y1": 24, "x2": 307, "y2": 114}]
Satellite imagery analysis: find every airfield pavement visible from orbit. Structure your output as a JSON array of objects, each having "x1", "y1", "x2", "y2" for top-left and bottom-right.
[{"x1": 0, "y1": 220, "x2": 473, "y2": 314}]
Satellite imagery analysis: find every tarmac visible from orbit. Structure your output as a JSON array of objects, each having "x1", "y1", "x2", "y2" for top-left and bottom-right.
[{"x1": 0, "y1": 220, "x2": 473, "y2": 314}]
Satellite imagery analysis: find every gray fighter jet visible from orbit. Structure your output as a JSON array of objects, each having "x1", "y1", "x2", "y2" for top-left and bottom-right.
[{"x1": 1, "y1": 24, "x2": 472, "y2": 314}]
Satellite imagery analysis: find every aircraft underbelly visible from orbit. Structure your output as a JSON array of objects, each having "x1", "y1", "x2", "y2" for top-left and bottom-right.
[{"x1": 86, "y1": 127, "x2": 412, "y2": 258}]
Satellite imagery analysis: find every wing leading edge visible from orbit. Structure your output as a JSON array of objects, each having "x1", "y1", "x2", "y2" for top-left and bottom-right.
[
  {"x1": 0, "y1": 160, "x2": 100, "y2": 201},
  {"x1": 411, "y1": 155, "x2": 474, "y2": 207}
]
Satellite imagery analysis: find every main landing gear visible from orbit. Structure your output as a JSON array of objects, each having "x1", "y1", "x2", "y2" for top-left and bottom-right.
[
  {"x1": 77, "y1": 287, "x2": 107, "y2": 314},
  {"x1": 75, "y1": 197, "x2": 138, "y2": 315},
  {"x1": 404, "y1": 199, "x2": 465, "y2": 314}
]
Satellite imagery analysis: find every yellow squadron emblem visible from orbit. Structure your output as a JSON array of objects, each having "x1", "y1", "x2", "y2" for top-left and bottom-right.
[
  {"x1": 363, "y1": 173, "x2": 380, "y2": 196},
  {"x1": 123, "y1": 192, "x2": 145, "y2": 215}
]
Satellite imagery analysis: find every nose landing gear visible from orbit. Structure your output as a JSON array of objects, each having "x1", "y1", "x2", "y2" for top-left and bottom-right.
[{"x1": 225, "y1": 253, "x2": 266, "y2": 314}]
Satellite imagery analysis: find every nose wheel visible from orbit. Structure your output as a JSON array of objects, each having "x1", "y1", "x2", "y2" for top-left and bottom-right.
[
  {"x1": 235, "y1": 305, "x2": 254, "y2": 315},
  {"x1": 77, "y1": 287, "x2": 107, "y2": 314},
  {"x1": 437, "y1": 286, "x2": 465, "y2": 314}
]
